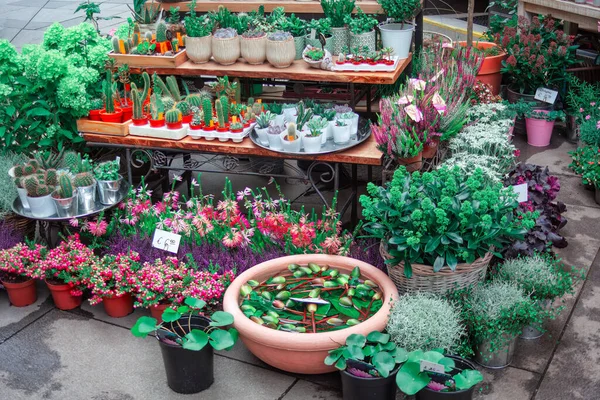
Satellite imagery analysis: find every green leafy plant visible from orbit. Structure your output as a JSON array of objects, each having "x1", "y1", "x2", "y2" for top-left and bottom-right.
[
  {"x1": 306, "y1": 116, "x2": 328, "y2": 136},
  {"x1": 377, "y1": 0, "x2": 420, "y2": 26},
  {"x1": 75, "y1": 0, "x2": 120, "y2": 33},
  {"x1": 184, "y1": 0, "x2": 214, "y2": 37},
  {"x1": 128, "y1": 0, "x2": 160, "y2": 24},
  {"x1": 360, "y1": 166, "x2": 536, "y2": 277},
  {"x1": 344, "y1": 7, "x2": 378, "y2": 35},
  {"x1": 264, "y1": 102, "x2": 283, "y2": 115},
  {"x1": 305, "y1": 48, "x2": 325, "y2": 61},
  {"x1": 167, "y1": 6, "x2": 180, "y2": 25},
  {"x1": 525, "y1": 109, "x2": 566, "y2": 122},
  {"x1": 280, "y1": 14, "x2": 306, "y2": 37},
  {"x1": 94, "y1": 159, "x2": 120, "y2": 181},
  {"x1": 569, "y1": 145, "x2": 600, "y2": 187},
  {"x1": 131, "y1": 297, "x2": 239, "y2": 351},
  {"x1": 255, "y1": 111, "x2": 275, "y2": 129},
  {"x1": 579, "y1": 118, "x2": 600, "y2": 146},
  {"x1": 295, "y1": 101, "x2": 313, "y2": 131},
  {"x1": 306, "y1": 18, "x2": 332, "y2": 37},
  {"x1": 320, "y1": 0, "x2": 355, "y2": 28}
]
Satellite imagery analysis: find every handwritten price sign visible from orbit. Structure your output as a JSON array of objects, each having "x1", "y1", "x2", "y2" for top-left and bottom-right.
[{"x1": 152, "y1": 229, "x2": 181, "y2": 254}]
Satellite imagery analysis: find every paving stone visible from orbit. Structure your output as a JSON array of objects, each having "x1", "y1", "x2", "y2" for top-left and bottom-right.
[
  {"x1": 7, "y1": 0, "x2": 47, "y2": 7},
  {"x1": 282, "y1": 379, "x2": 342, "y2": 400},
  {"x1": 2, "y1": 7, "x2": 43, "y2": 22},
  {"x1": 0, "y1": 26, "x2": 21, "y2": 41},
  {"x1": 555, "y1": 174, "x2": 600, "y2": 209},
  {"x1": 515, "y1": 133, "x2": 578, "y2": 177},
  {"x1": 24, "y1": 21, "x2": 52, "y2": 29},
  {"x1": 30, "y1": 8, "x2": 83, "y2": 23},
  {"x1": 0, "y1": 18, "x2": 29, "y2": 29},
  {"x1": 474, "y1": 366, "x2": 541, "y2": 400},
  {"x1": 10, "y1": 28, "x2": 44, "y2": 49},
  {"x1": 75, "y1": 299, "x2": 151, "y2": 330},
  {"x1": 43, "y1": 1, "x2": 75, "y2": 9}
]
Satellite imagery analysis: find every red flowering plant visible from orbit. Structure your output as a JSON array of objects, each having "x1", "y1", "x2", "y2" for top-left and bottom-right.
[
  {"x1": 493, "y1": 15, "x2": 578, "y2": 95},
  {"x1": 81, "y1": 251, "x2": 142, "y2": 305},
  {"x1": 133, "y1": 256, "x2": 234, "y2": 309},
  {"x1": 0, "y1": 243, "x2": 45, "y2": 284},
  {"x1": 38, "y1": 234, "x2": 97, "y2": 296}
]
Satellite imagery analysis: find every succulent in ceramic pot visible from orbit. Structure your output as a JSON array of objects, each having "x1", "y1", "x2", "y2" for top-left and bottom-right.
[
  {"x1": 212, "y1": 28, "x2": 240, "y2": 66},
  {"x1": 266, "y1": 31, "x2": 296, "y2": 68},
  {"x1": 241, "y1": 30, "x2": 267, "y2": 65}
]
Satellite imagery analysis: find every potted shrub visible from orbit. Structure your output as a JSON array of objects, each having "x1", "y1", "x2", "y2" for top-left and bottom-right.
[
  {"x1": 241, "y1": 30, "x2": 267, "y2": 65},
  {"x1": 345, "y1": 7, "x2": 378, "y2": 53},
  {"x1": 497, "y1": 254, "x2": 578, "y2": 339},
  {"x1": 303, "y1": 46, "x2": 326, "y2": 69},
  {"x1": 570, "y1": 145, "x2": 600, "y2": 204},
  {"x1": 39, "y1": 235, "x2": 93, "y2": 310},
  {"x1": 281, "y1": 14, "x2": 307, "y2": 60},
  {"x1": 266, "y1": 31, "x2": 296, "y2": 68},
  {"x1": 83, "y1": 251, "x2": 141, "y2": 318},
  {"x1": 0, "y1": 243, "x2": 44, "y2": 307},
  {"x1": 377, "y1": 0, "x2": 420, "y2": 58},
  {"x1": 149, "y1": 93, "x2": 165, "y2": 128},
  {"x1": 326, "y1": 331, "x2": 407, "y2": 400},
  {"x1": 212, "y1": 28, "x2": 240, "y2": 66},
  {"x1": 457, "y1": 281, "x2": 540, "y2": 368},
  {"x1": 304, "y1": 117, "x2": 328, "y2": 152},
  {"x1": 95, "y1": 158, "x2": 123, "y2": 206},
  {"x1": 457, "y1": 41, "x2": 506, "y2": 95},
  {"x1": 321, "y1": 0, "x2": 355, "y2": 54},
  {"x1": 254, "y1": 110, "x2": 275, "y2": 145},
  {"x1": 88, "y1": 98, "x2": 103, "y2": 121},
  {"x1": 280, "y1": 123, "x2": 302, "y2": 153},
  {"x1": 64, "y1": 152, "x2": 97, "y2": 214},
  {"x1": 266, "y1": 124, "x2": 285, "y2": 150},
  {"x1": 306, "y1": 18, "x2": 334, "y2": 53},
  {"x1": 360, "y1": 165, "x2": 535, "y2": 294},
  {"x1": 185, "y1": 2, "x2": 213, "y2": 63},
  {"x1": 524, "y1": 108, "x2": 565, "y2": 147},
  {"x1": 332, "y1": 119, "x2": 351, "y2": 145},
  {"x1": 189, "y1": 104, "x2": 203, "y2": 130},
  {"x1": 21, "y1": 169, "x2": 57, "y2": 218},
  {"x1": 131, "y1": 297, "x2": 238, "y2": 393},
  {"x1": 51, "y1": 173, "x2": 78, "y2": 217},
  {"x1": 99, "y1": 70, "x2": 123, "y2": 123},
  {"x1": 12, "y1": 159, "x2": 39, "y2": 211},
  {"x1": 130, "y1": 72, "x2": 150, "y2": 126}
]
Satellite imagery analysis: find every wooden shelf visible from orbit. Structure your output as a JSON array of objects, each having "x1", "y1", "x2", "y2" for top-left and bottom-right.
[
  {"x1": 519, "y1": 0, "x2": 600, "y2": 32},
  {"x1": 130, "y1": 55, "x2": 411, "y2": 85},
  {"x1": 153, "y1": 1, "x2": 384, "y2": 14}
]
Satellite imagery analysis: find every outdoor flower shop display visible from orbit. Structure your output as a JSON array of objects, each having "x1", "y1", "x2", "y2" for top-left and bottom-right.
[{"x1": 0, "y1": 0, "x2": 593, "y2": 398}]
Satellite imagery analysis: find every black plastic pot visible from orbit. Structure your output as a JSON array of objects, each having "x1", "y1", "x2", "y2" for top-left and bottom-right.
[
  {"x1": 157, "y1": 315, "x2": 214, "y2": 394},
  {"x1": 415, "y1": 356, "x2": 478, "y2": 400},
  {"x1": 340, "y1": 367, "x2": 399, "y2": 400}
]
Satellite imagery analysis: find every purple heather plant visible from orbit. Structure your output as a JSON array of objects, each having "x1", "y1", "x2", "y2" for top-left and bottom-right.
[{"x1": 0, "y1": 221, "x2": 24, "y2": 251}]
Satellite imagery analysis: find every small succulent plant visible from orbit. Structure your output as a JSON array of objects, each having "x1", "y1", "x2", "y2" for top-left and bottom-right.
[
  {"x1": 214, "y1": 28, "x2": 238, "y2": 39},
  {"x1": 242, "y1": 30, "x2": 266, "y2": 38},
  {"x1": 267, "y1": 125, "x2": 285, "y2": 135},
  {"x1": 230, "y1": 121, "x2": 244, "y2": 131},
  {"x1": 255, "y1": 111, "x2": 275, "y2": 129},
  {"x1": 268, "y1": 31, "x2": 293, "y2": 41}
]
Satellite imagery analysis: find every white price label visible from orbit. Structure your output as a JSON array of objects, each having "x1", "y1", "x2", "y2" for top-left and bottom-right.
[
  {"x1": 513, "y1": 183, "x2": 528, "y2": 203},
  {"x1": 152, "y1": 229, "x2": 181, "y2": 254},
  {"x1": 534, "y1": 87, "x2": 558, "y2": 104},
  {"x1": 420, "y1": 360, "x2": 445, "y2": 374}
]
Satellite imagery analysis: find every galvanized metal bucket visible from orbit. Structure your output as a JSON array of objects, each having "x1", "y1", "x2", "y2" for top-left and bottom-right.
[
  {"x1": 97, "y1": 176, "x2": 123, "y2": 206},
  {"x1": 52, "y1": 191, "x2": 78, "y2": 218},
  {"x1": 520, "y1": 299, "x2": 550, "y2": 340},
  {"x1": 475, "y1": 334, "x2": 517, "y2": 369},
  {"x1": 77, "y1": 182, "x2": 97, "y2": 213}
]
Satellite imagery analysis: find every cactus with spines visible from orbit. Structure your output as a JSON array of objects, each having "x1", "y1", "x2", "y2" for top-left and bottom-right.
[
  {"x1": 34, "y1": 150, "x2": 64, "y2": 170},
  {"x1": 202, "y1": 97, "x2": 213, "y2": 125},
  {"x1": 132, "y1": 23, "x2": 141, "y2": 46},
  {"x1": 57, "y1": 173, "x2": 74, "y2": 198},
  {"x1": 131, "y1": 83, "x2": 143, "y2": 119},
  {"x1": 219, "y1": 95, "x2": 229, "y2": 123},
  {"x1": 187, "y1": 94, "x2": 202, "y2": 107},
  {"x1": 245, "y1": 106, "x2": 255, "y2": 121},
  {"x1": 156, "y1": 22, "x2": 167, "y2": 42},
  {"x1": 103, "y1": 71, "x2": 115, "y2": 113},
  {"x1": 23, "y1": 173, "x2": 54, "y2": 197},
  {"x1": 176, "y1": 100, "x2": 190, "y2": 116},
  {"x1": 139, "y1": 71, "x2": 150, "y2": 101},
  {"x1": 112, "y1": 36, "x2": 121, "y2": 54},
  {"x1": 124, "y1": 40, "x2": 131, "y2": 54},
  {"x1": 145, "y1": 31, "x2": 153, "y2": 42},
  {"x1": 14, "y1": 160, "x2": 37, "y2": 178},
  {"x1": 74, "y1": 172, "x2": 95, "y2": 188},
  {"x1": 152, "y1": 73, "x2": 172, "y2": 99},
  {"x1": 247, "y1": 97, "x2": 255, "y2": 107},
  {"x1": 150, "y1": 93, "x2": 164, "y2": 120},
  {"x1": 165, "y1": 108, "x2": 182, "y2": 124},
  {"x1": 287, "y1": 123, "x2": 297, "y2": 140},
  {"x1": 45, "y1": 168, "x2": 57, "y2": 186},
  {"x1": 252, "y1": 102, "x2": 262, "y2": 116},
  {"x1": 161, "y1": 96, "x2": 175, "y2": 110},
  {"x1": 233, "y1": 78, "x2": 241, "y2": 104},
  {"x1": 63, "y1": 151, "x2": 80, "y2": 172},
  {"x1": 13, "y1": 165, "x2": 26, "y2": 178},
  {"x1": 215, "y1": 99, "x2": 225, "y2": 127},
  {"x1": 166, "y1": 76, "x2": 181, "y2": 101}
]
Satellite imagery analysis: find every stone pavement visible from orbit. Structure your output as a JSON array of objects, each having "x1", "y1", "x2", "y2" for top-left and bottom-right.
[{"x1": 1, "y1": 129, "x2": 599, "y2": 399}]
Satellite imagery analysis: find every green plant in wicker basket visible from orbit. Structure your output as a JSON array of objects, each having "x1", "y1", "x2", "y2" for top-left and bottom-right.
[{"x1": 359, "y1": 166, "x2": 536, "y2": 277}]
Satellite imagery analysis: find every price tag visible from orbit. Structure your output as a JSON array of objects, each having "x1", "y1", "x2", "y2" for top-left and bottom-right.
[
  {"x1": 513, "y1": 183, "x2": 528, "y2": 203},
  {"x1": 310, "y1": 28, "x2": 317, "y2": 40},
  {"x1": 534, "y1": 87, "x2": 558, "y2": 104},
  {"x1": 420, "y1": 360, "x2": 445, "y2": 374},
  {"x1": 152, "y1": 229, "x2": 181, "y2": 254}
]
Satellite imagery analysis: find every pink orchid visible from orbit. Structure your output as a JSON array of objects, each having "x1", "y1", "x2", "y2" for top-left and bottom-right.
[{"x1": 404, "y1": 105, "x2": 423, "y2": 122}]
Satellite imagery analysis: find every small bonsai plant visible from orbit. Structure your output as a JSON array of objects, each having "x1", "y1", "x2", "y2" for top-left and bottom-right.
[
  {"x1": 131, "y1": 296, "x2": 238, "y2": 351},
  {"x1": 95, "y1": 159, "x2": 121, "y2": 181},
  {"x1": 255, "y1": 111, "x2": 275, "y2": 129}
]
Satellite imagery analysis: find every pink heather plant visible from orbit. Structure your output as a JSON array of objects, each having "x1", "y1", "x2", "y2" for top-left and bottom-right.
[
  {"x1": 0, "y1": 243, "x2": 45, "y2": 283},
  {"x1": 82, "y1": 251, "x2": 142, "y2": 305}
]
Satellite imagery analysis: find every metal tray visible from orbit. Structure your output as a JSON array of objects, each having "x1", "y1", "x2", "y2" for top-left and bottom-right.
[
  {"x1": 12, "y1": 180, "x2": 129, "y2": 221},
  {"x1": 249, "y1": 119, "x2": 371, "y2": 155}
]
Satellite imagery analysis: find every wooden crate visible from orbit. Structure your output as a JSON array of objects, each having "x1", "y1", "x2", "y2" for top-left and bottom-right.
[
  {"x1": 77, "y1": 118, "x2": 131, "y2": 136},
  {"x1": 108, "y1": 49, "x2": 188, "y2": 68}
]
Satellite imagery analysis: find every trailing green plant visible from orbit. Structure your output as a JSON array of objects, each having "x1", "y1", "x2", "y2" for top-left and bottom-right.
[
  {"x1": 280, "y1": 14, "x2": 306, "y2": 37},
  {"x1": 360, "y1": 166, "x2": 536, "y2": 277},
  {"x1": 131, "y1": 296, "x2": 238, "y2": 351},
  {"x1": 344, "y1": 7, "x2": 378, "y2": 35},
  {"x1": 321, "y1": 0, "x2": 355, "y2": 28},
  {"x1": 184, "y1": 0, "x2": 213, "y2": 37},
  {"x1": 295, "y1": 101, "x2": 313, "y2": 131},
  {"x1": 387, "y1": 293, "x2": 464, "y2": 352},
  {"x1": 377, "y1": 0, "x2": 420, "y2": 26},
  {"x1": 95, "y1": 159, "x2": 120, "y2": 181}
]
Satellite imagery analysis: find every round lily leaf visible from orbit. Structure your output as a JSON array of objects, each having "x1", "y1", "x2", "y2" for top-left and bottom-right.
[
  {"x1": 372, "y1": 351, "x2": 395, "y2": 378},
  {"x1": 209, "y1": 329, "x2": 236, "y2": 351},
  {"x1": 396, "y1": 361, "x2": 430, "y2": 395},
  {"x1": 407, "y1": 350, "x2": 425, "y2": 363},
  {"x1": 161, "y1": 308, "x2": 182, "y2": 323},
  {"x1": 182, "y1": 329, "x2": 209, "y2": 351},
  {"x1": 335, "y1": 356, "x2": 347, "y2": 370},
  {"x1": 176, "y1": 305, "x2": 190, "y2": 314},
  {"x1": 454, "y1": 369, "x2": 484, "y2": 390},
  {"x1": 439, "y1": 356, "x2": 456, "y2": 372},
  {"x1": 184, "y1": 297, "x2": 207, "y2": 309},
  {"x1": 325, "y1": 352, "x2": 342, "y2": 366},
  {"x1": 422, "y1": 351, "x2": 444, "y2": 364},
  {"x1": 210, "y1": 311, "x2": 234, "y2": 327},
  {"x1": 343, "y1": 345, "x2": 365, "y2": 361},
  {"x1": 224, "y1": 328, "x2": 239, "y2": 351},
  {"x1": 367, "y1": 331, "x2": 390, "y2": 344},
  {"x1": 131, "y1": 316, "x2": 158, "y2": 337},
  {"x1": 345, "y1": 333, "x2": 367, "y2": 347},
  {"x1": 391, "y1": 347, "x2": 408, "y2": 364}
]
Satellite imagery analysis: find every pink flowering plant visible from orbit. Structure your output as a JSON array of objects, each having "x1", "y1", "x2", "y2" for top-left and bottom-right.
[
  {"x1": 0, "y1": 243, "x2": 45, "y2": 283},
  {"x1": 81, "y1": 251, "x2": 142, "y2": 305}
]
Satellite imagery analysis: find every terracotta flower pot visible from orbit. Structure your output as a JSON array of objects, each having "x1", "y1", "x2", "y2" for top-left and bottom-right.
[
  {"x1": 2, "y1": 278, "x2": 37, "y2": 307},
  {"x1": 222, "y1": 254, "x2": 399, "y2": 374},
  {"x1": 120, "y1": 105, "x2": 133, "y2": 122},
  {"x1": 182, "y1": 114, "x2": 192, "y2": 124},
  {"x1": 89, "y1": 109, "x2": 102, "y2": 121},
  {"x1": 99, "y1": 109, "x2": 124, "y2": 123},
  {"x1": 132, "y1": 116, "x2": 148, "y2": 126},
  {"x1": 102, "y1": 293, "x2": 134, "y2": 318},
  {"x1": 266, "y1": 37, "x2": 296, "y2": 68},
  {"x1": 149, "y1": 118, "x2": 165, "y2": 128},
  {"x1": 166, "y1": 121, "x2": 183, "y2": 130},
  {"x1": 398, "y1": 152, "x2": 423, "y2": 172},
  {"x1": 422, "y1": 137, "x2": 440, "y2": 159},
  {"x1": 150, "y1": 303, "x2": 170, "y2": 323},
  {"x1": 46, "y1": 280, "x2": 82, "y2": 310},
  {"x1": 241, "y1": 35, "x2": 267, "y2": 65},
  {"x1": 458, "y1": 41, "x2": 506, "y2": 96}
]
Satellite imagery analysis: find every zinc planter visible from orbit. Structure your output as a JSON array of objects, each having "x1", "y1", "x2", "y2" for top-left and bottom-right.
[
  {"x1": 52, "y1": 191, "x2": 78, "y2": 218},
  {"x1": 212, "y1": 35, "x2": 240, "y2": 66},
  {"x1": 157, "y1": 315, "x2": 215, "y2": 393},
  {"x1": 222, "y1": 254, "x2": 398, "y2": 374},
  {"x1": 27, "y1": 194, "x2": 55, "y2": 218},
  {"x1": 97, "y1": 175, "x2": 123, "y2": 206},
  {"x1": 521, "y1": 299, "x2": 551, "y2": 339},
  {"x1": 186, "y1": 35, "x2": 212, "y2": 64},
  {"x1": 525, "y1": 114, "x2": 555, "y2": 147},
  {"x1": 77, "y1": 182, "x2": 97, "y2": 213},
  {"x1": 17, "y1": 187, "x2": 30, "y2": 210},
  {"x1": 415, "y1": 356, "x2": 478, "y2": 400},
  {"x1": 2, "y1": 279, "x2": 37, "y2": 307},
  {"x1": 379, "y1": 23, "x2": 414, "y2": 59},
  {"x1": 241, "y1": 35, "x2": 267, "y2": 65},
  {"x1": 475, "y1": 334, "x2": 517, "y2": 369},
  {"x1": 266, "y1": 37, "x2": 296, "y2": 68},
  {"x1": 458, "y1": 41, "x2": 506, "y2": 96},
  {"x1": 293, "y1": 35, "x2": 306, "y2": 60},
  {"x1": 341, "y1": 367, "x2": 399, "y2": 400},
  {"x1": 103, "y1": 293, "x2": 134, "y2": 318},
  {"x1": 305, "y1": 34, "x2": 333, "y2": 54},
  {"x1": 349, "y1": 30, "x2": 376, "y2": 53},
  {"x1": 46, "y1": 280, "x2": 82, "y2": 310},
  {"x1": 331, "y1": 27, "x2": 349, "y2": 55}
]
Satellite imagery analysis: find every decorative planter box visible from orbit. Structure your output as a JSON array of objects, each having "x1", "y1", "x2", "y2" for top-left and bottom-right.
[
  {"x1": 332, "y1": 56, "x2": 400, "y2": 72},
  {"x1": 108, "y1": 49, "x2": 188, "y2": 68},
  {"x1": 129, "y1": 124, "x2": 188, "y2": 140},
  {"x1": 76, "y1": 118, "x2": 130, "y2": 136},
  {"x1": 188, "y1": 123, "x2": 255, "y2": 143}
]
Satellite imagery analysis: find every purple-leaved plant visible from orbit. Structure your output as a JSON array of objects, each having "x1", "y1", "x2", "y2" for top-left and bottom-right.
[{"x1": 0, "y1": 221, "x2": 24, "y2": 251}]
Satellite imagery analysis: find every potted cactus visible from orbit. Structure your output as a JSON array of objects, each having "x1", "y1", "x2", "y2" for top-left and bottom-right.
[
  {"x1": 215, "y1": 96, "x2": 230, "y2": 132},
  {"x1": 131, "y1": 72, "x2": 150, "y2": 126},
  {"x1": 266, "y1": 31, "x2": 296, "y2": 68},
  {"x1": 149, "y1": 93, "x2": 165, "y2": 127},
  {"x1": 21, "y1": 169, "x2": 57, "y2": 218},
  {"x1": 95, "y1": 159, "x2": 123, "y2": 206},
  {"x1": 333, "y1": 119, "x2": 351, "y2": 145},
  {"x1": 230, "y1": 121, "x2": 244, "y2": 133},
  {"x1": 241, "y1": 30, "x2": 267, "y2": 65},
  {"x1": 306, "y1": 18, "x2": 334, "y2": 53},
  {"x1": 165, "y1": 108, "x2": 183, "y2": 129},
  {"x1": 51, "y1": 173, "x2": 78, "y2": 217},
  {"x1": 185, "y1": 0, "x2": 213, "y2": 63},
  {"x1": 304, "y1": 117, "x2": 328, "y2": 152},
  {"x1": 267, "y1": 125, "x2": 285, "y2": 150},
  {"x1": 12, "y1": 159, "x2": 41, "y2": 210},
  {"x1": 99, "y1": 70, "x2": 123, "y2": 123},
  {"x1": 254, "y1": 111, "x2": 275, "y2": 145},
  {"x1": 280, "y1": 123, "x2": 302, "y2": 153},
  {"x1": 212, "y1": 28, "x2": 240, "y2": 66},
  {"x1": 188, "y1": 98, "x2": 204, "y2": 130},
  {"x1": 176, "y1": 100, "x2": 192, "y2": 124},
  {"x1": 201, "y1": 97, "x2": 216, "y2": 131},
  {"x1": 64, "y1": 152, "x2": 97, "y2": 214}
]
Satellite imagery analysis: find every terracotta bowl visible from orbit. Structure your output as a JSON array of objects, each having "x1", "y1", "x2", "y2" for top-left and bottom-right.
[{"x1": 222, "y1": 254, "x2": 399, "y2": 374}]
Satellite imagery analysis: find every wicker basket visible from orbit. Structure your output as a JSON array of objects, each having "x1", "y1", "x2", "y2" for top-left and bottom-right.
[
  {"x1": 380, "y1": 243, "x2": 491, "y2": 295},
  {"x1": 3, "y1": 213, "x2": 35, "y2": 238}
]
